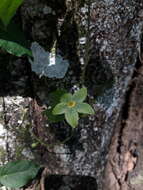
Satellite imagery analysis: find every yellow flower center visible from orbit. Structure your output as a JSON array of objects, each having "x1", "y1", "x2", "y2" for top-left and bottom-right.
[{"x1": 67, "y1": 101, "x2": 76, "y2": 108}]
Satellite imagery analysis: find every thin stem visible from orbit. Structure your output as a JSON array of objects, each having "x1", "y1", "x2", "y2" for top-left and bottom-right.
[
  {"x1": 30, "y1": 127, "x2": 74, "y2": 154},
  {"x1": 17, "y1": 108, "x2": 74, "y2": 155}
]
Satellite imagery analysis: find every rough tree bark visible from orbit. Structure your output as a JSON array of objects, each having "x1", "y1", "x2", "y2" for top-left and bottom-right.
[{"x1": 0, "y1": 0, "x2": 143, "y2": 190}]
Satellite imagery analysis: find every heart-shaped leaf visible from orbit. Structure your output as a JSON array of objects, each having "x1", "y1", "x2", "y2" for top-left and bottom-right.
[
  {"x1": 0, "y1": 39, "x2": 32, "y2": 57},
  {"x1": 0, "y1": 160, "x2": 40, "y2": 188},
  {"x1": 30, "y1": 42, "x2": 69, "y2": 78},
  {"x1": 0, "y1": 0, "x2": 23, "y2": 26}
]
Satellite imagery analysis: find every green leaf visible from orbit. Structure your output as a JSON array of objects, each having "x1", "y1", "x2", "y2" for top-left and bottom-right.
[
  {"x1": 0, "y1": 39, "x2": 32, "y2": 57},
  {"x1": 0, "y1": 0, "x2": 23, "y2": 26},
  {"x1": 76, "y1": 103, "x2": 95, "y2": 114},
  {"x1": 0, "y1": 20, "x2": 31, "y2": 57},
  {"x1": 65, "y1": 109, "x2": 79, "y2": 128},
  {"x1": 0, "y1": 160, "x2": 40, "y2": 188},
  {"x1": 0, "y1": 21, "x2": 30, "y2": 48},
  {"x1": 48, "y1": 89, "x2": 67, "y2": 107},
  {"x1": 52, "y1": 103, "x2": 67, "y2": 115},
  {"x1": 44, "y1": 109, "x2": 64, "y2": 123},
  {"x1": 73, "y1": 87, "x2": 87, "y2": 103},
  {"x1": 60, "y1": 93, "x2": 72, "y2": 103}
]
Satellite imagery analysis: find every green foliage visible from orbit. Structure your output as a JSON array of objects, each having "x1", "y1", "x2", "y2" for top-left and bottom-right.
[
  {"x1": 0, "y1": 1, "x2": 96, "y2": 187},
  {"x1": 0, "y1": 20, "x2": 32, "y2": 57},
  {"x1": 0, "y1": 20, "x2": 29, "y2": 45},
  {"x1": 0, "y1": 0, "x2": 23, "y2": 26},
  {"x1": 65, "y1": 109, "x2": 79, "y2": 128},
  {"x1": 49, "y1": 89, "x2": 67, "y2": 107},
  {"x1": 0, "y1": 160, "x2": 40, "y2": 188},
  {"x1": 52, "y1": 87, "x2": 95, "y2": 128},
  {"x1": 44, "y1": 89, "x2": 66, "y2": 123},
  {"x1": 0, "y1": 0, "x2": 31, "y2": 57},
  {"x1": 0, "y1": 39, "x2": 32, "y2": 57},
  {"x1": 44, "y1": 108, "x2": 65, "y2": 123},
  {"x1": 72, "y1": 87, "x2": 87, "y2": 102}
]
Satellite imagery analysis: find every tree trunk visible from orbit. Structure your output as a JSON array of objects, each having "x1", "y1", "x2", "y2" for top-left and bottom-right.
[{"x1": 103, "y1": 58, "x2": 143, "y2": 190}]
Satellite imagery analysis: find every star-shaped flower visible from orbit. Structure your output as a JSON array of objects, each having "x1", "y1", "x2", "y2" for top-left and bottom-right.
[{"x1": 52, "y1": 87, "x2": 95, "y2": 127}]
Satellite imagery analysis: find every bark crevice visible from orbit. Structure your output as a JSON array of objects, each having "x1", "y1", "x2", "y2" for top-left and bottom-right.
[{"x1": 103, "y1": 54, "x2": 143, "y2": 190}]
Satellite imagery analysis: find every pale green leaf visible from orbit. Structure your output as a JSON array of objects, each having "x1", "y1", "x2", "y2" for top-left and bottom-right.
[
  {"x1": 0, "y1": 39, "x2": 32, "y2": 57},
  {"x1": 0, "y1": 160, "x2": 40, "y2": 188},
  {"x1": 65, "y1": 109, "x2": 79, "y2": 128},
  {"x1": 76, "y1": 103, "x2": 95, "y2": 114},
  {"x1": 52, "y1": 103, "x2": 67, "y2": 115},
  {"x1": 60, "y1": 93, "x2": 72, "y2": 103},
  {"x1": 0, "y1": 0, "x2": 23, "y2": 26},
  {"x1": 73, "y1": 87, "x2": 87, "y2": 102}
]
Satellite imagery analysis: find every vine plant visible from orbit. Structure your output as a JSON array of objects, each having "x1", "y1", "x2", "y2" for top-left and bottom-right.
[
  {"x1": 0, "y1": 0, "x2": 94, "y2": 188},
  {"x1": 52, "y1": 87, "x2": 94, "y2": 127}
]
